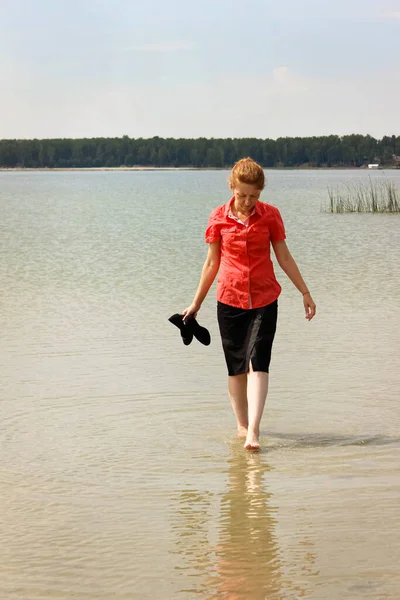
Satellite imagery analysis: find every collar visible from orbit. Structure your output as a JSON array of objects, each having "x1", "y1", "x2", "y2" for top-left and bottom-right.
[{"x1": 224, "y1": 196, "x2": 261, "y2": 218}]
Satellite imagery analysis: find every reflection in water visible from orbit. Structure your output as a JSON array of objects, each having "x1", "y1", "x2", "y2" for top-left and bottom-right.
[
  {"x1": 211, "y1": 447, "x2": 284, "y2": 600},
  {"x1": 171, "y1": 445, "x2": 312, "y2": 599}
]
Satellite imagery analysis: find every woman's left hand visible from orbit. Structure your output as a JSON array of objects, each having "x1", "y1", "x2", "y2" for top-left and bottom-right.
[{"x1": 303, "y1": 293, "x2": 316, "y2": 321}]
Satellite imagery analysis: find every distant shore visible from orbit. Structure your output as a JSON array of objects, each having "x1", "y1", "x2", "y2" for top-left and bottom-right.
[
  {"x1": 1, "y1": 166, "x2": 397, "y2": 172},
  {"x1": 0, "y1": 166, "x2": 199, "y2": 172},
  {"x1": 2, "y1": 135, "x2": 398, "y2": 172}
]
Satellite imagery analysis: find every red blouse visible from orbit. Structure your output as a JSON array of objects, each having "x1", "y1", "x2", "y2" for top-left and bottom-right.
[{"x1": 205, "y1": 197, "x2": 286, "y2": 309}]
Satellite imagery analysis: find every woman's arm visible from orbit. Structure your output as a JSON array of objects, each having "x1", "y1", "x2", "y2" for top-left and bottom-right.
[
  {"x1": 272, "y1": 240, "x2": 316, "y2": 320},
  {"x1": 183, "y1": 241, "x2": 221, "y2": 320}
]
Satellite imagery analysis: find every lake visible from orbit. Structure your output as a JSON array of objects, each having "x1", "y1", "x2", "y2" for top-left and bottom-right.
[{"x1": 1, "y1": 169, "x2": 399, "y2": 599}]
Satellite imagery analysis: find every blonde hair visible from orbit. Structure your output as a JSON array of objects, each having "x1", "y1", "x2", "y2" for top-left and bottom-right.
[{"x1": 229, "y1": 157, "x2": 265, "y2": 190}]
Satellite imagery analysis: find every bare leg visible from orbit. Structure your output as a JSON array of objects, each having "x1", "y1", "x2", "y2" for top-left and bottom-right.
[
  {"x1": 244, "y1": 362, "x2": 269, "y2": 450},
  {"x1": 228, "y1": 374, "x2": 248, "y2": 437}
]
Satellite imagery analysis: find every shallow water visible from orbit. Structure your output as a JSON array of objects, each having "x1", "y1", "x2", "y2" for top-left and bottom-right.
[{"x1": 1, "y1": 169, "x2": 399, "y2": 599}]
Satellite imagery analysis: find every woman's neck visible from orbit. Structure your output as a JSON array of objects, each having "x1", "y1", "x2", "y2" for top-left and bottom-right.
[{"x1": 233, "y1": 202, "x2": 252, "y2": 220}]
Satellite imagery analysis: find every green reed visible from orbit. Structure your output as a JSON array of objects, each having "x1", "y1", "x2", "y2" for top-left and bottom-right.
[{"x1": 325, "y1": 177, "x2": 400, "y2": 213}]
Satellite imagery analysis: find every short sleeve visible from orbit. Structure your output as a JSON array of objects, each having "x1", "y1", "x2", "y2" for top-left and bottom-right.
[
  {"x1": 269, "y1": 207, "x2": 286, "y2": 242},
  {"x1": 204, "y1": 212, "x2": 221, "y2": 244}
]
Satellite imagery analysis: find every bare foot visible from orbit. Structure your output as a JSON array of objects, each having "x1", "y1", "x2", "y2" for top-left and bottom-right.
[
  {"x1": 237, "y1": 426, "x2": 248, "y2": 439},
  {"x1": 244, "y1": 431, "x2": 260, "y2": 451}
]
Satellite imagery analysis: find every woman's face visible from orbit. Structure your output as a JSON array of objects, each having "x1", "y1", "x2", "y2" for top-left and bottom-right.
[{"x1": 231, "y1": 181, "x2": 262, "y2": 215}]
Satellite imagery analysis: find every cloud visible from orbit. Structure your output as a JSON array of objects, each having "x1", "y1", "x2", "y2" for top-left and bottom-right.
[
  {"x1": 1, "y1": 66, "x2": 399, "y2": 140},
  {"x1": 384, "y1": 11, "x2": 400, "y2": 19},
  {"x1": 272, "y1": 66, "x2": 290, "y2": 84},
  {"x1": 134, "y1": 40, "x2": 193, "y2": 53},
  {"x1": 272, "y1": 66, "x2": 309, "y2": 94}
]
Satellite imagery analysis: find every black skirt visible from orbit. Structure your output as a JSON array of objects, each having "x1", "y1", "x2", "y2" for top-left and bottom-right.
[{"x1": 217, "y1": 300, "x2": 278, "y2": 376}]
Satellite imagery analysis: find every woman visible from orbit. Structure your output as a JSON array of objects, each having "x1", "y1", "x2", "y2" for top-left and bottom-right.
[{"x1": 183, "y1": 158, "x2": 316, "y2": 450}]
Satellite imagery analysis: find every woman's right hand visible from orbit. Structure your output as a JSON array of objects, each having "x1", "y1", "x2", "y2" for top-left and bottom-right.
[{"x1": 182, "y1": 302, "x2": 200, "y2": 322}]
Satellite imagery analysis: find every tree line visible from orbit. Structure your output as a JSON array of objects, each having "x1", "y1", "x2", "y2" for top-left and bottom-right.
[{"x1": 0, "y1": 134, "x2": 399, "y2": 169}]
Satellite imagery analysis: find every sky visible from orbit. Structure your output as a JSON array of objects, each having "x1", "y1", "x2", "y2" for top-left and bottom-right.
[{"x1": 1, "y1": 0, "x2": 399, "y2": 140}]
